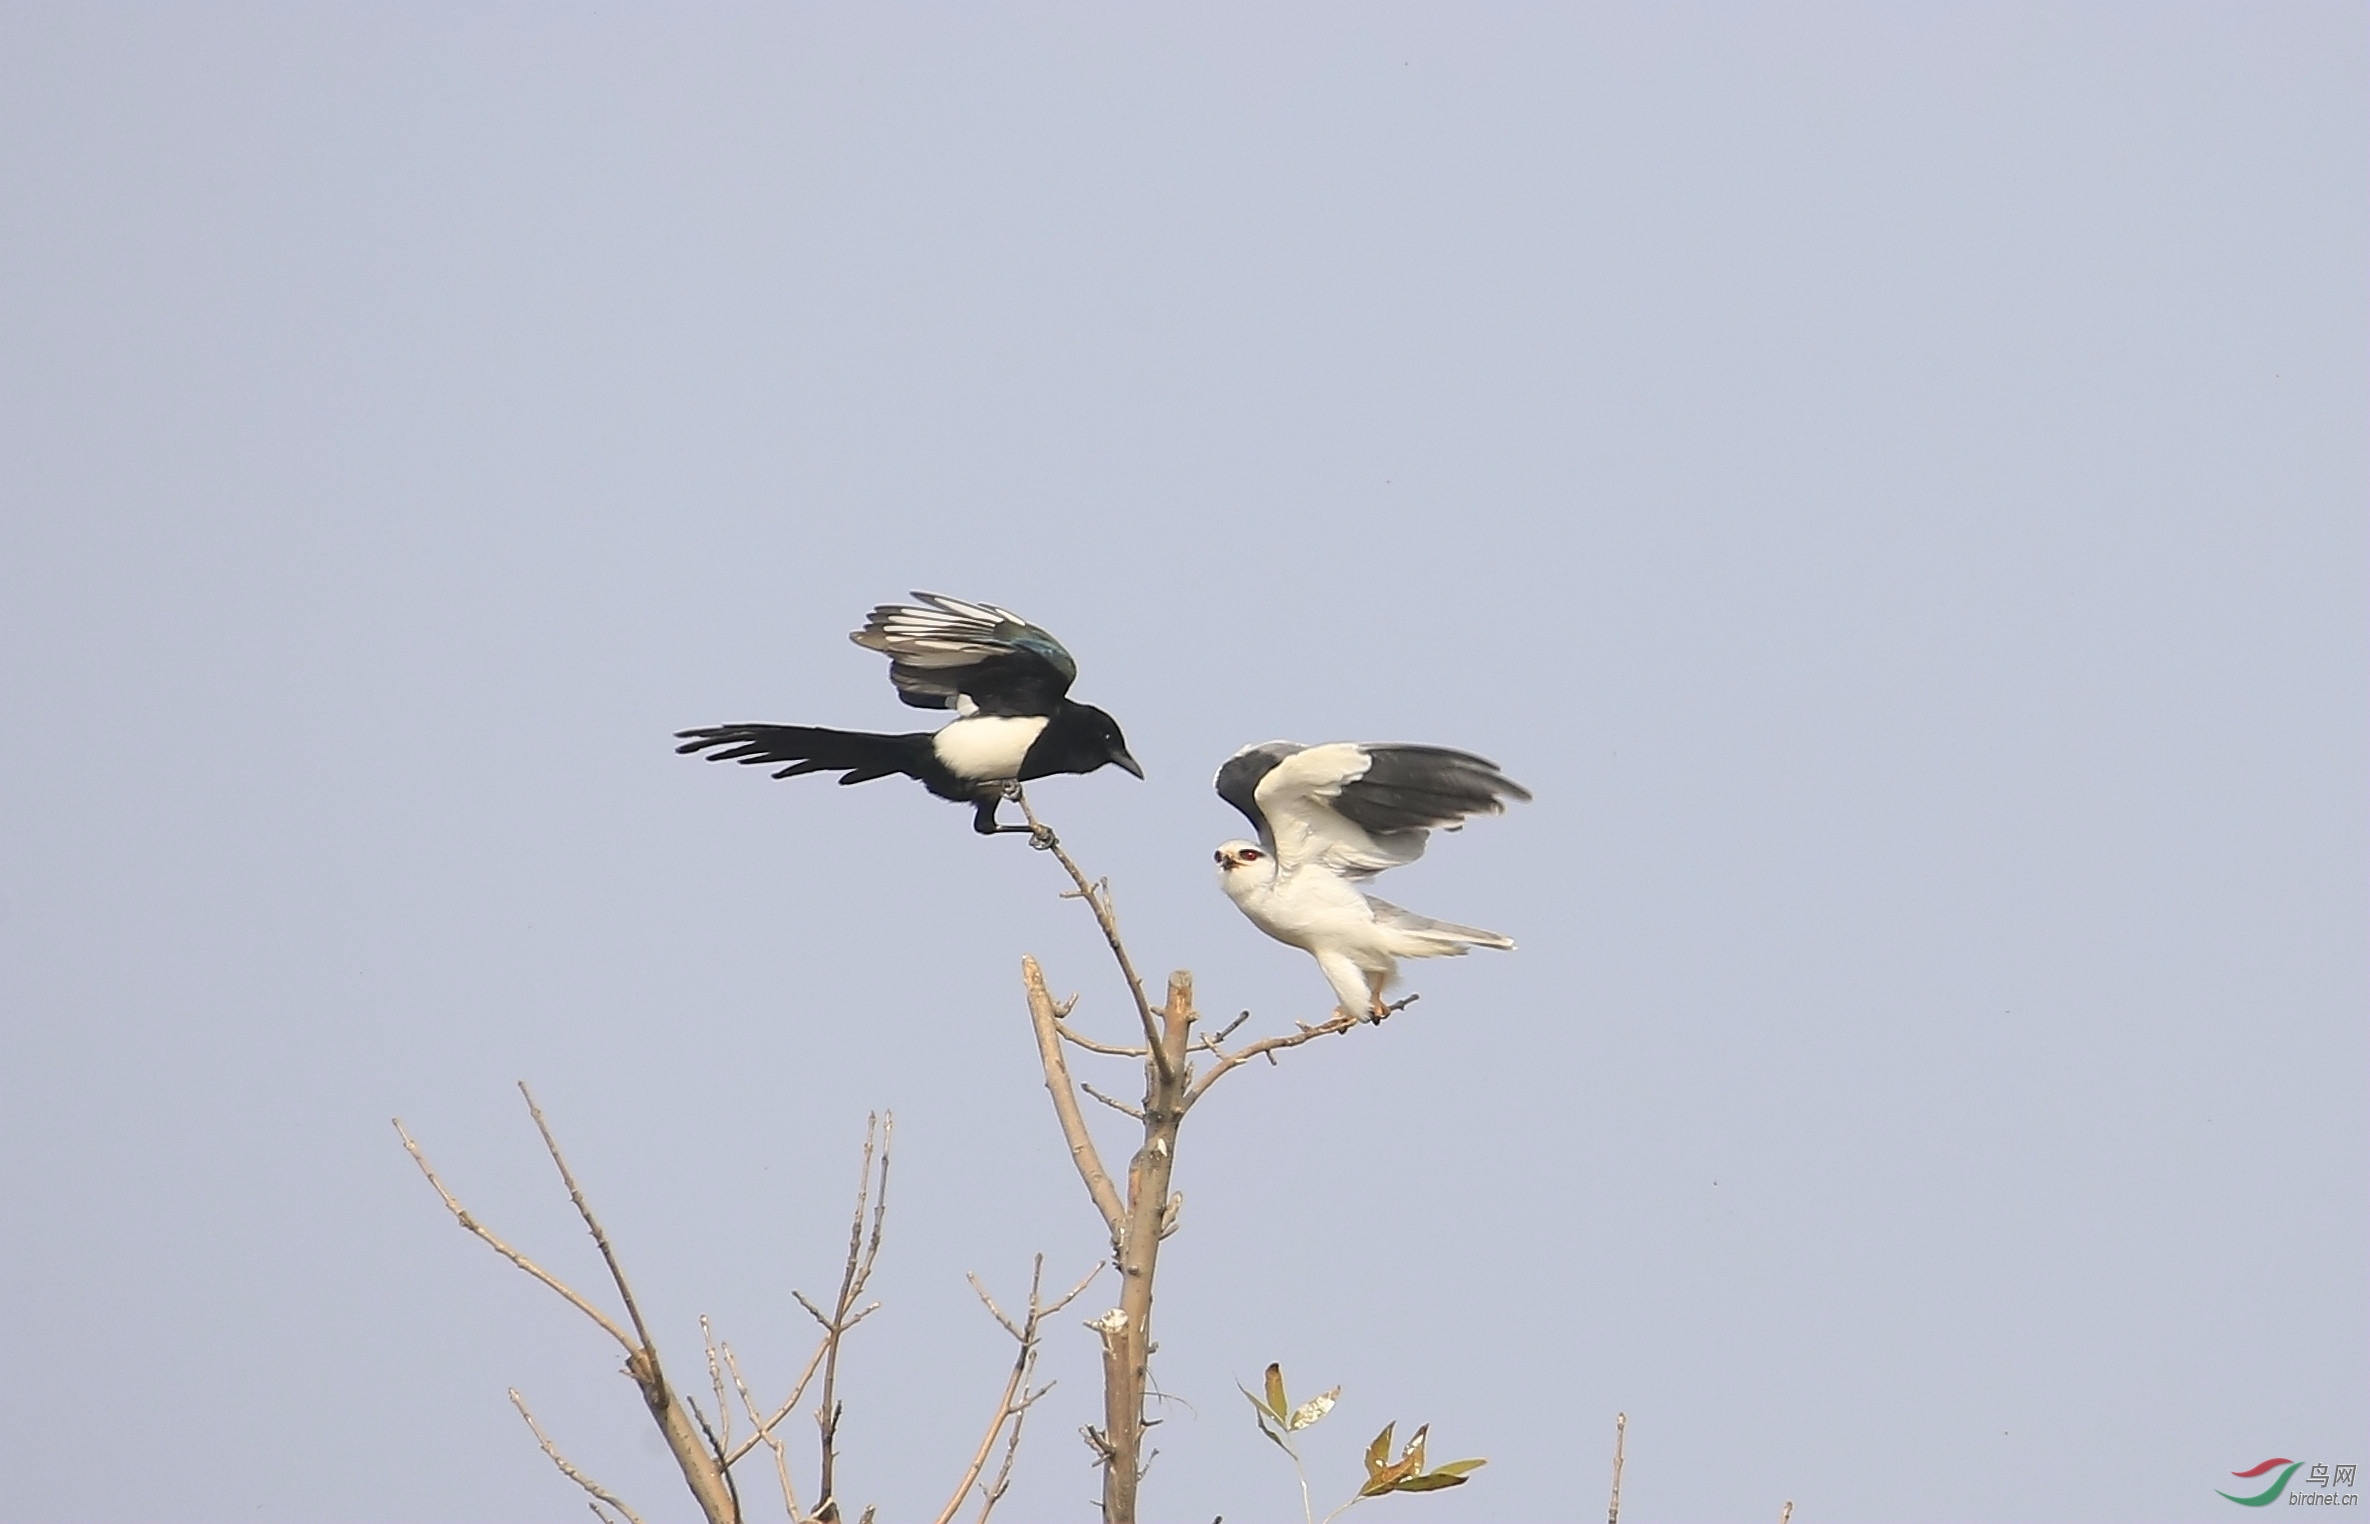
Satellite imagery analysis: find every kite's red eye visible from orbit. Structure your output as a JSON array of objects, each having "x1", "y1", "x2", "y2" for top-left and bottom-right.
[{"x1": 1241, "y1": 848, "x2": 1263, "y2": 861}]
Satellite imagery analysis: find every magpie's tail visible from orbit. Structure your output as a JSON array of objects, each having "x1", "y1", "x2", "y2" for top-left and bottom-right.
[{"x1": 675, "y1": 724, "x2": 940, "y2": 789}]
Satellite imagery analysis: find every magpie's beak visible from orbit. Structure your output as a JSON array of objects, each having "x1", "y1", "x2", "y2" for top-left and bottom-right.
[{"x1": 1111, "y1": 748, "x2": 1145, "y2": 779}]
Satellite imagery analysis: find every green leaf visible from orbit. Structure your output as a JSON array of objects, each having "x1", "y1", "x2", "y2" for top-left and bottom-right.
[
  {"x1": 1264, "y1": 1363, "x2": 1288, "y2": 1421},
  {"x1": 1403, "y1": 1424, "x2": 1429, "y2": 1475},
  {"x1": 1364, "y1": 1423, "x2": 1396, "y2": 1476},
  {"x1": 1392, "y1": 1473, "x2": 1473, "y2": 1493},
  {"x1": 1429, "y1": 1459, "x2": 1488, "y2": 1478}
]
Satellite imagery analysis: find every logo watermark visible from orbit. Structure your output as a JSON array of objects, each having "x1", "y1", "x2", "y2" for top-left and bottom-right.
[{"x1": 2219, "y1": 1458, "x2": 2358, "y2": 1508}]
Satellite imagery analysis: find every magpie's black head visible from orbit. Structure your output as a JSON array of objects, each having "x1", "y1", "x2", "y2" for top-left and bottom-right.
[{"x1": 1078, "y1": 704, "x2": 1144, "y2": 779}]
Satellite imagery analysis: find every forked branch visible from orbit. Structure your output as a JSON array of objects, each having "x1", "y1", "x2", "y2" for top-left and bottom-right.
[
  {"x1": 932, "y1": 1256, "x2": 1103, "y2": 1524},
  {"x1": 800, "y1": 1112, "x2": 892, "y2": 1522},
  {"x1": 393, "y1": 1119, "x2": 638, "y2": 1356},
  {"x1": 395, "y1": 1091, "x2": 739, "y2": 1524}
]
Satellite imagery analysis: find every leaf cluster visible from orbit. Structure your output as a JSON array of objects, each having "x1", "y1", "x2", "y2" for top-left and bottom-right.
[
  {"x1": 1242, "y1": 1362, "x2": 1485, "y2": 1519},
  {"x1": 1358, "y1": 1422, "x2": 1486, "y2": 1497}
]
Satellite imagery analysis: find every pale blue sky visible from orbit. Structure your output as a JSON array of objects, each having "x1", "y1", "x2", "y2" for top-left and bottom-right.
[{"x1": 1, "y1": 5, "x2": 2362, "y2": 1521}]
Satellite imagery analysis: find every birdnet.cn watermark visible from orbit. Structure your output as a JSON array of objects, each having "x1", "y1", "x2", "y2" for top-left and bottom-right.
[{"x1": 2218, "y1": 1459, "x2": 2358, "y2": 1508}]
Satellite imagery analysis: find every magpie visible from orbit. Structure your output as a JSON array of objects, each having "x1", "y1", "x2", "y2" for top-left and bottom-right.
[
  {"x1": 1213, "y1": 741, "x2": 1529, "y2": 1018},
  {"x1": 677, "y1": 593, "x2": 1143, "y2": 834}
]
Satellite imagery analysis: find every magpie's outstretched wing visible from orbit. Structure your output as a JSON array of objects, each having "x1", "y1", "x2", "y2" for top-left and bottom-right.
[
  {"x1": 1226, "y1": 741, "x2": 1530, "y2": 878},
  {"x1": 850, "y1": 592, "x2": 1080, "y2": 716}
]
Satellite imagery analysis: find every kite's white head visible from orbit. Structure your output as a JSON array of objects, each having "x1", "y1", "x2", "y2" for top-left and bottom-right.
[{"x1": 1213, "y1": 840, "x2": 1274, "y2": 901}]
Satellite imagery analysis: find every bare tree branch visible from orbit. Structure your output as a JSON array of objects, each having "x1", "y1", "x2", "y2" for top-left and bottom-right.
[
  {"x1": 1021, "y1": 956, "x2": 1127, "y2": 1238},
  {"x1": 722, "y1": 1343, "x2": 807, "y2": 1522},
  {"x1": 1181, "y1": 997, "x2": 1417, "y2": 1112},
  {"x1": 933, "y1": 1257, "x2": 1103, "y2": 1524},
  {"x1": 683, "y1": 1394, "x2": 742, "y2": 1524},
  {"x1": 1016, "y1": 803, "x2": 1443, "y2": 1524},
  {"x1": 1057, "y1": 1024, "x2": 1150, "y2": 1059},
  {"x1": 1080, "y1": 1082, "x2": 1146, "y2": 1120},
  {"x1": 724, "y1": 1336, "x2": 829, "y2": 1470},
  {"x1": 702, "y1": 1317, "x2": 734, "y2": 1458},
  {"x1": 511, "y1": 1388, "x2": 649, "y2": 1524},
  {"x1": 1187, "y1": 1012, "x2": 1253, "y2": 1051},
  {"x1": 1607, "y1": 1411, "x2": 1627, "y2": 1524},
  {"x1": 717, "y1": 1115, "x2": 897, "y2": 1490},
  {"x1": 1183, "y1": 1011, "x2": 1358, "y2": 1107},
  {"x1": 809, "y1": 1112, "x2": 891, "y2": 1521},
  {"x1": 1092, "y1": 971, "x2": 1196, "y2": 1522},
  {"x1": 520, "y1": 1083, "x2": 662, "y2": 1359},
  {"x1": 394, "y1": 1120, "x2": 641, "y2": 1355},
  {"x1": 1015, "y1": 806, "x2": 1210, "y2": 1522},
  {"x1": 398, "y1": 1099, "x2": 739, "y2": 1524},
  {"x1": 1014, "y1": 789, "x2": 1170, "y2": 1076},
  {"x1": 974, "y1": 1382, "x2": 1048, "y2": 1524}
]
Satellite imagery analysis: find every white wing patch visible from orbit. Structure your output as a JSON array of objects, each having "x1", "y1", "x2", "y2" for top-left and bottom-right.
[
  {"x1": 1252, "y1": 743, "x2": 1429, "y2": 877},
  {"x1": 864, "y1": 596, "x2": 1022, "y2": 664}
]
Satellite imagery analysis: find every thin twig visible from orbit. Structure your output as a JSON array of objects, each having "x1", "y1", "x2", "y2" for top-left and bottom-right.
[
  {"x1": 1048, "y1": 1260, "x2": 1101, "y2": 1310},
  {"x1": 1058, "y1": 1025, "x2": 1150, "y2": 1059},
  {"x1": 793, "y1": 1289, "x2": 881, "y2": 1332},
  {"x1": 814, "y1": 1112, "x2": 891, "y2": 1517},
  {"x1": 725, "y1": 1336, "x2": 830, "y2": 1469},
  {"x1": 1080, "y1": 1082, "x2": 1146, "y2": 1120},
  {"x1": 1180, "y1": 1014, "x2": 1365, "y2": 1109},
  {"x1": 722, "y1": 1343, "x2": 806, "y2": 1521},
  {"x1": 1014, "y1": 789, "x2": 1170, "y2": 1076},
  {"x1": 511, "y1": 1389, "x2": 649, "y2": 1524},
  {"x1": 1608, "y1": 1411, "x2": 1627, "y2": 1524},
  {"x1": 702, "y1": 1316, "x2": 733, "y2": 1457},
  {"x1": 966, "y1": 1276, "x2": 1023, "y2": 1342},
  {"x1": 393, "y1": 1119, "x2": 639, "y2": 1355},
  {"x1": 975, "y1": 1380, "x2": 1050, "y2": 1524},
  {"x1": 520, "y1": 1083, "x2": 662, "y2": 1359},
  {"x1": 1186, "y1": 1012, "x2": 1253, "y2": 1053},
  {"x1": 721, "y1": 1119, "x2": 893, "y2": 1472},
  {"x1": 1780, "y1": 1504, "x2": 1793, "y2": 1524}
]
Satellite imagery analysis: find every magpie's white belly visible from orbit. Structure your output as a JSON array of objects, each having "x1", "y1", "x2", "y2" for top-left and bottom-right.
[{"x1": 933, "y1": 714, "x2": 1048, "y2": 782}]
